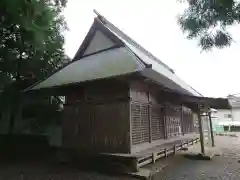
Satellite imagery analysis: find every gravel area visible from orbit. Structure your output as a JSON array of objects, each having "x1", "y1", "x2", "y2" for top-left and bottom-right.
[
  {"x1": 0, "y1": 134, "x2": 240, "y2": 180},
  {"x1": 153, "y1": 133, "x2": 240, "y2": 180}
]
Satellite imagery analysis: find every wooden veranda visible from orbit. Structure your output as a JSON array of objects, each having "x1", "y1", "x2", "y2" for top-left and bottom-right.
[{"x1": 100, "y1": 133, "x2": 200, "y2": 171}]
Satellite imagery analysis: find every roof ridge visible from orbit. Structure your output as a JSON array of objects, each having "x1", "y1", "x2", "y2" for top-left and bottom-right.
[{"x1": 95, "y1": 12, "x2": 175, "y2": 73}]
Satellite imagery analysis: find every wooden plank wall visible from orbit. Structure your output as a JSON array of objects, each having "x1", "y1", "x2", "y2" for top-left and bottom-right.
[
  {"x1": 164, "y1": 104, "x2": 182, "y2": 138},
  {"x1": 130, "y1": 82, "x2": 150, "y2": 145},
  {"x1": 62, "y1": 78, "x2": 197, "y2": 153},
  {"x1": 130, "y1": 81, "x2": 166, "y2": 146},
  {"x1": 129, "y1": 80, "x2": 197, "y2": 149},
  {"x1": 150, "y1": 90, "x2": 165, "y2": 141},
  {"x1": 63, "y1": 80, "x2": 131, "y2": 153},
  {"x1": 151, "y1": 104, "x2": 165, "y2": 141},
  {"x1": 182, "y1": 106, "x2": 194, "y2": 134}
]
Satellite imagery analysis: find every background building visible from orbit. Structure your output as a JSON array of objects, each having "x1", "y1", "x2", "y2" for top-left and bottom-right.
[{"x1": 212, "y1": 95, "x2": 240, "y2": 132}]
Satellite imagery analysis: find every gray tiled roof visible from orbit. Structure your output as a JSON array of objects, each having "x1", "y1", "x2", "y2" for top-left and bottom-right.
[{"x1": 26, "y1": 11, "x2": 202, "y2": 97}]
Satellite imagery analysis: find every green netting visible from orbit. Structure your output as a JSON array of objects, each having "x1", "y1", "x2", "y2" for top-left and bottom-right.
[
  {"x1": 215, "y1": 125, "x2": 224, "y2": 133},
  {"x1": 212, "y1": 119, "x2": 217, "y2": 132}
]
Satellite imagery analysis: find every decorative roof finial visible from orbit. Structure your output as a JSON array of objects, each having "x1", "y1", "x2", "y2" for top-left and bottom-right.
[
  {"x1": 93, "y1": 9, "x2": 106, "y2": 24},
  {"x1": 93, "y1": 9, "x2": 100, "y2": 16}
]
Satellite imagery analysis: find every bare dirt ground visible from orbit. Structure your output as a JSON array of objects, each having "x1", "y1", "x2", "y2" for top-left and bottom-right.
[
  {"x1": 0, "y1": 162, "x2": 137, "y2": 180},
  {"x1": 0, "y1": 134, "x2": 239, "y2": 180}
]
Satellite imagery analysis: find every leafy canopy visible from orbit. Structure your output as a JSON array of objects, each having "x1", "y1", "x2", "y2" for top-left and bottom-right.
[
  {"x1": 178, "y1": 0, "x2": 240, "y2": 50},
  {"x1": 0, "y1": 0, "x2": 69, "y2": 133},
  {"x1": 0, "y1": 0, "x2": 68, "y2": 91}
]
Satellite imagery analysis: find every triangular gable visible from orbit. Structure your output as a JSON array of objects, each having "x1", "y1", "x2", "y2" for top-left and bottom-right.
[
  {"x1": 73, "y1": 19, "x2": 124, "y2": 60},
  {"x1": 83, "y1": 30, "x2": 115, "y2": 56},
  {"x1": 94, "y1": 13, "x2": 174, "y2": 73}
]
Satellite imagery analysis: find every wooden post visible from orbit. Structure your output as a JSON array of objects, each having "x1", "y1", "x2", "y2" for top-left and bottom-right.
[
  {"x1": 208, "y1": 111, "x2": 215, "y2": 147},
  {"x1": 181, "y1": 105, "x2": 184, "y2": 135},
  {"x1": 129, "y1": 101, "x2": 132, "y2": 153},
  {"x1": 197, "y1": 109, "x2": 205, "y2": 155},
  {"x1": 152, "y1": 152, "x2": 157, "y2": 163},
  {"x1": 149, "y1": 103, "x2": 152, "y2": 143},
  {"x1": 132, "y1": 158, "x2": 139, "y2": 172},
  {"x1": 163, "y1": 105, "x2": 168, "y2": 139}
]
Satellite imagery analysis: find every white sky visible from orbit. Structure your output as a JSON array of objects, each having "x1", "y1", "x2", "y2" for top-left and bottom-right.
[{"x1": 64, "y1": 0, "x2": 240, "y2": 98}]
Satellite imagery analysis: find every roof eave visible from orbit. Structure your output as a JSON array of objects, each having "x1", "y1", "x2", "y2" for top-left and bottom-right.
[{"x1": 140, "y1": 68, "x2": 201, "y2": 97}]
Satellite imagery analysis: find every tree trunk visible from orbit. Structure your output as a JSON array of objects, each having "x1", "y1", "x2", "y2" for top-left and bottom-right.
[{"x1": 8, "y1": 34, "x2": 23, "y2": 134}]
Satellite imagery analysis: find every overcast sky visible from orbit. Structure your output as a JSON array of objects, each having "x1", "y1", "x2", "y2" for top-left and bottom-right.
[{"x1": 64, "y1": 0, "x2": 240, "y2": 98}]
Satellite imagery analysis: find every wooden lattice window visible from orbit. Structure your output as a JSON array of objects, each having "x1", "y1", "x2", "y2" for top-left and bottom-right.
[
  {"x1": 141, "y1": 104, "x2": 149, "y2": 142},
  {"x1": 164, "y1": 105, "x2": 181, "y2": 138},
  {"x1": 151, "y1": 105, "x2": 164, "y2": 141},
  {"x1": 131, "y1": 103, "x2": 141, "y2": 145},
  {"x1": 131, "y1": 103, "x2": 150, "y2": 145},
  {"x1": 182, "y1": 108, "x2": 194, "y2": 134}
]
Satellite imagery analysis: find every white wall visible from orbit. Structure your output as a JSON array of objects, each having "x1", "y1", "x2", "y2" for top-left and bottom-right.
[
  {"x1": 212, "y1": 109, "x2": 232, "y2": 126},
  {"x1": 231, "y1": 108, "x2": 240, "y2": 124},
  {"x1": 212, "y1": 108, "x2": 240, "y2": 126},
  {"x1": 213, "y1": 109, "x2": 232, "y2": 121}
]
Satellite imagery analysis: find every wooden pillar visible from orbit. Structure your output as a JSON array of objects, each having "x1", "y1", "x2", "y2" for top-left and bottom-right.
[
  {"x1": 129, "y1": 101, "x2": 133, "y2": 153},
  {"x1": 197, "y1": 110, "x2": 205, "y2": 155},
  {"x1": 180, "y1": 106, "x2": 184, "y2": 135},
  {"x1": 163, "y1": 104, "x2": 168, "y2": 139},
  {"x1": 149, "y1": 103, "x2": 152, "y2": 143},
  {"x1": 208, "y1": 111, "x2": 215, "y2": 147}
]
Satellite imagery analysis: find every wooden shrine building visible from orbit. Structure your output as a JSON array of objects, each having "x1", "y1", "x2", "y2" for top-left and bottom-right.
[{"x1": 26, "y1": 11, "x2": 230, "y2": 169}]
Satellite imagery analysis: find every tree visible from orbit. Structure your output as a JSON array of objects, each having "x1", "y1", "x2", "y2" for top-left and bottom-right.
[
  {"x1": 178, "y1": 0, "x2": 240, "y2": 50},
  {"x1": 0, "y1": 0, "x2": 68, "y2": 84},
  {"x1": 0, "y1": 0, "x2": 69, "y2": 133}
]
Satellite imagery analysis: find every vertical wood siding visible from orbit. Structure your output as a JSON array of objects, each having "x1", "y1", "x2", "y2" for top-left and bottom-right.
[
  {"x1": 63, "y1": 102, "x2": 130, "y2": 153},
  {"x1": 182, "y1": 107, "x2": 194, "y2": 134},
  {"x1": 129, "y1": 80, "x2": 197, "y2": 149},
  {"x1": 63, "y1": 78, "x2": 197, "y2": 154},
  {"x1": 164, "y1": 104, "x2": 182, "y2": 138},
  {"x1": 63, "y1": 80, "x2": 131, "y2": 153},
  {"x1": 151, "y1": 104, "x2": 165, "y2": 140},
  {"x1": 62, "y1": 106, "x2": 78, "y2": 148}
]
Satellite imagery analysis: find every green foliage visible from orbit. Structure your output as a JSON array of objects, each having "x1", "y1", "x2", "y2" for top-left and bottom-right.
[
  {"x1": 178, "y1": 0, "x2": 240, "y2": 50},
  {"x1": 0, "y1": 0, "x2": 69, "y2": 133},
  {"x1": 0, "y1": 0, "x2": 68, "y2": 87},
  {"x1": 23, "y1": 96, "x2": 63, "y2": 133}
]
